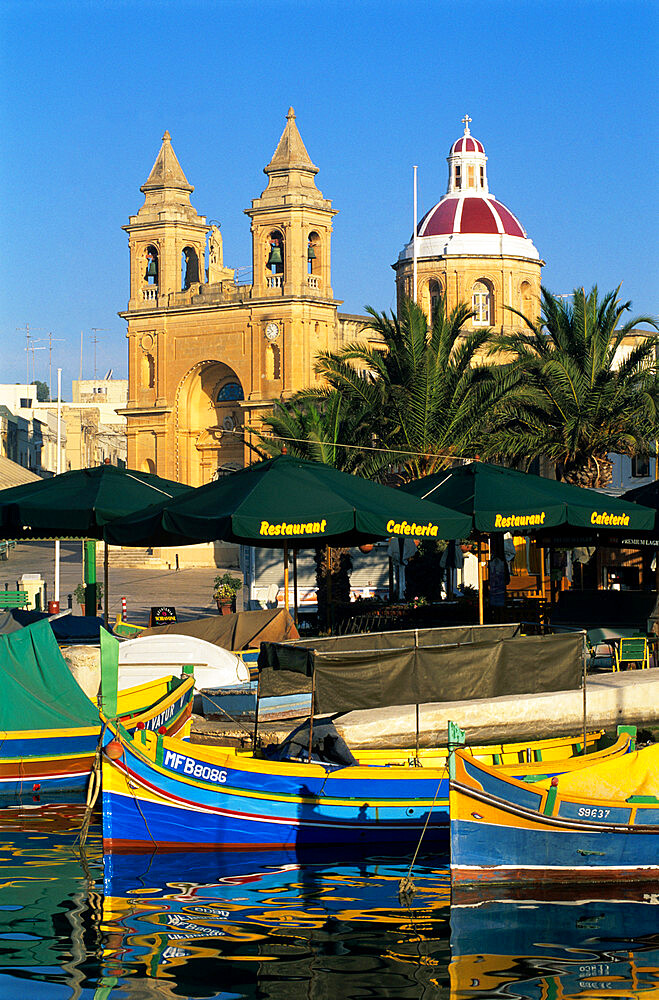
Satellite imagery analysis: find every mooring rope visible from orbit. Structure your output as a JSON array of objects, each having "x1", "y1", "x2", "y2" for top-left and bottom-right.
[
  {"x1": 77, "y1": 721, "x2": 108, "y2": 850},
  {"x1": 398, "y1": 764, "x2": 447, "y2": 903}
]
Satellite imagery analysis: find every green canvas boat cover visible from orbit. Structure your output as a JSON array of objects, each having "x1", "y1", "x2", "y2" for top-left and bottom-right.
[
  {"x1": 0, "y1": 620, "x2": 99, "y2": 731},
  {"x1": 258, "y1": 626, "x2": 584, "y2": 714}
]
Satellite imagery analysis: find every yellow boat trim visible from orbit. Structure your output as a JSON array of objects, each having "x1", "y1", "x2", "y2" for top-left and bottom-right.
[
  {"x1": 114, "y1": 730, "x2": 447, "y2": 808},
  {"x1": 106, "y1": 759, "x2": 448, "y2": 811},
  {"x1": 1, "y1": 750, "x2": 93, "y2": 765},
  {"x1": 1, "y1": 726, "x2": 100, "y2": 740}
]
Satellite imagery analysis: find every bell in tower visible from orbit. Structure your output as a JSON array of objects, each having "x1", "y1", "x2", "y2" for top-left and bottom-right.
[
  {"x1": 267, "y1": 237, "x2": 283, "y2": 273},
  {"x1": 145, "y1": 247, "x2": 158, "y2": 283}
]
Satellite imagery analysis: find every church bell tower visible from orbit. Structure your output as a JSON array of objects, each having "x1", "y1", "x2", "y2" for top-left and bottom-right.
[
  {"x1": 125, "y1": 131, "x2": 208, "y2": 309},
  {"x1": 246, "y1": 107, "x2": 337, "y2": 301}
]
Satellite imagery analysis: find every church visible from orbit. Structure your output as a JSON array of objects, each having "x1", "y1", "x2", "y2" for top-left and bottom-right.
[{"x1": 122, "y1": 111, "x2": 543, "y2": 484}]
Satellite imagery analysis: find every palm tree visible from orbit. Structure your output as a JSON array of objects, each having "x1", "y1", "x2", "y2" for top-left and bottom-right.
[
  {"x1": 251, "y1": 390, "x2": 368, "y2": 473},
  {"x1": 313, "y1": 296, "x2": 508, "y2": 483},
  {"x1": 249, "y1": 392, "x2": 366, "y2": 629},
  {"x1": 486, "y1": 286, "x2": 659, "y2": 487}
]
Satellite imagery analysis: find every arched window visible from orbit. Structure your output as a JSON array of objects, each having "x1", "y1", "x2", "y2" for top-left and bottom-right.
[
  {"x1": 265, "y1": 343, "x2": 281, "y2": 380},
  {"x1": 217, "y1": 382, "x2": 244, "y2": 402},
  {"x1": 520, "y1": 281, "x2": 533, "y2": 322},
  {"x1": 182, "y1": 247, "x2": 200, "y2": 289},
  {"x1": 266, "y1": 230, "x2": 284, "y2": 277},
  {"x1": 472, "y1": 280, "x2": 493, "y2": 325},
  {"x1": 144, "y1": 245, "x2": 159, "y2": 284},
  {"x1": 142, "y1": 353, "x2": 155, "y2": 389},
  {"x1": 308, "y1": 231, "x2": 320, "y2": 276},
  {"x1": 428, "y1": 279, "x2": 443, "y2": 321}
]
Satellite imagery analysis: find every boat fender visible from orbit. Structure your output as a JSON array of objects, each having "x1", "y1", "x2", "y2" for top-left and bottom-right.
[{"x1": 106, "y1": 739, "x2": 123, "y2": 760}]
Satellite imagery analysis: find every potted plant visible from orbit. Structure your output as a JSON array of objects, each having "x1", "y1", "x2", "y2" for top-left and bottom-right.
[
  {"x1": 73, "y1": 581, "x2": 103, "y2": 611},
  {"x1": 213, "y1": 572, "x2": 242, "y2": 615}
]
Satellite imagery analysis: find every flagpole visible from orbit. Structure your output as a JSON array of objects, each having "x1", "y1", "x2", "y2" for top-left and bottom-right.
[
  {"x1": 413, "y1": 165, "x2": 418, "y2": 304},
  {"x1": 55, "y1": 368, "x2": 61, "y2": 606}
]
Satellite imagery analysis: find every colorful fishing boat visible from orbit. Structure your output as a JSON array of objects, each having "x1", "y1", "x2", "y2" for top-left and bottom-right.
[
  {"x1": 0, "y1": 620, "x2": 194, "y2": 801},
  {"x1": 449, "y1": 740, "x2": 659, "y2": 886},
  {"x1": 102, "y1": 624, "x2": 633, "y2": 853},
  {"x1": 101, "y1": 724, "x2": 634, "y2": 853}
]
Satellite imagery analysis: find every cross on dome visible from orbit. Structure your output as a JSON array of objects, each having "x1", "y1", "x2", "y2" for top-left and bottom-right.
[{"x1": 461, "y1": 114, "x2": 472, "y2": 135}]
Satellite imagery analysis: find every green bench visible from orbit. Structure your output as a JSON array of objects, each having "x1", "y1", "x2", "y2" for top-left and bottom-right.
[{"x1": 0, "y1": 590, "x2": 29, "y2": 609}]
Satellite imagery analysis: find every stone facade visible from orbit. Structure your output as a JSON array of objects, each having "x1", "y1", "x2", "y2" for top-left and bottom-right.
[{"x1": 122, "y1": 109, "x2": 367, "y2": 486}]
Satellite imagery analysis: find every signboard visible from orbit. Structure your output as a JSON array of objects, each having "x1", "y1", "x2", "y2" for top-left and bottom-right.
[{"x1": 150, "y1": 606, "x2": 177, "y2": 627}]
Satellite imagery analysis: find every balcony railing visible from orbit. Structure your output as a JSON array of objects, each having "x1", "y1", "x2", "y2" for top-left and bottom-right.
[
  {"x1": 266, "y1": 275, "x2": 283, "y2": 288},
  {"x1": 142, "y1": 286, "x2": 158, "y2": 302},
  {"x1": 307, "y1": 275, "x2": 319, "y2": 289}
]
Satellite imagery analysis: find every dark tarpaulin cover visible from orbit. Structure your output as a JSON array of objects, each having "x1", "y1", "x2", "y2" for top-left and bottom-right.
[
  {"x1": 0, "y1": 610, "x2": 22, "y2": 635},
  {"x1": 3, "y1": 609, "x2": 104, "y2": 643},
  {"x1": 258, "y1": 623, "x2": 520, "y2": 675},
  {"x1": 140, "y1": 608, "x2": 299, "y2": 651},
  {"x1": 258, "y1": 629, "x2": 584, "y2": 713}
]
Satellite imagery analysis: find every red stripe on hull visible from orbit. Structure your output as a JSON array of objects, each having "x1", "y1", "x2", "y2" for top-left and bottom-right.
[
  {"x1": 103, "y1": 838, "x2": 294, "y2": 854},
  {"x1": 451, "y1": 865, "x2": 659, "y2": 887}
]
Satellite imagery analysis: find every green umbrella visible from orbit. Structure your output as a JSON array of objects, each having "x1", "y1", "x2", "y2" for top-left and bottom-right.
[
  {"x1": 0, "y1": 464, "x2": 192, "y2": 538},
  {"x1": 103, "y1": 454, "x2": 471, "y2": 548},
  {"x1": 103, "y1": 455, "x2": 471, "y2": 621},
  {"x1": 401, "y1": 462, "x2": 655, "y2": 535},
  {"x1": 0, "y1": 465, "x2": 192, "y2": 621}
]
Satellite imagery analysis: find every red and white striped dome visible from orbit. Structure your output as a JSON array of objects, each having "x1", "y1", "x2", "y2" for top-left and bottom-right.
[
  {"x1": 450, "y1": 134, "x2": 484, "y2": 155},
  {"x1": 398, "y1": 116, "x2": 540, "y2": 263},
  {"x1": 417, "y1": 195, "x2": 526, "y2": 238}
]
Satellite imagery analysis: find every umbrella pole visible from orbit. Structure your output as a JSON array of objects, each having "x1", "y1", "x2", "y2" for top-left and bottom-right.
[
  {"x1": 283, "y1": 542, "x2": 289, "y2": 613},
  {"x1": 582, "y1": 644, "x2": 588, "y2": 756},
  {"x1": 104, "y1": 541, "x2": 109, "y2": 629},
  {"x1": 252, "y1": 672, "x2": 260, "y2": 751},
  {"x1": 477, "y1": 538, "x2": 484, "y2": 625},
  {"x1": 307, "y1": 670, "x2": 316, "y2": 761},
  {"x1": 292, "y1": 548, "x2": 299, "y2": 626},
  {"x1": 327, "y1": 544, "x2": 333, "y2": 633}
]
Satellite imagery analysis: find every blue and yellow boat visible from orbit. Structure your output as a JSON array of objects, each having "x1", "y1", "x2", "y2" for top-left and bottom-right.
[
  {"x1": 102, "y1": 624, "x2": 636, "y2": 854},
  {"x1": 0, "y1": 620, "x2": 194, "y2": 801},
  {"x1": 101, "y1": 724, "x2": 634, "y2": 853},
  {"x1": 449, "y1": 740, "x2": 659, "y2": 886}
]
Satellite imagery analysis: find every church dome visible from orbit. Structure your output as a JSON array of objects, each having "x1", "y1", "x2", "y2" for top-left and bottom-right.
[
  {"x1": 398, "y1": 116, "x2": 540, "y2": 263},
  {"x1": 418, "y1": 196, "x2": 526, "y2": 239},
  {"x1": 450, "y1": 133, "x2": 484, "y2": 155}
]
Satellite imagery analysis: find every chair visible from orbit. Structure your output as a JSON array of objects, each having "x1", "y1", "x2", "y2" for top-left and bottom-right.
[{"x1": 614, "y1": 637, "x2": 650, "y2": 671}]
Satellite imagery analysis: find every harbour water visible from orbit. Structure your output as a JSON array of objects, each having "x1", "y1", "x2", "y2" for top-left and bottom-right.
[{"x1": 1, "y1": 804, "x2": 658, "y2": 999}]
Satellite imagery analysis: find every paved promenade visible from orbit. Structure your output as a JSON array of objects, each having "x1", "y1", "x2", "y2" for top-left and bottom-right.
[{"x1": 0, "y1": 541, "x2": 236, "y2": 626}]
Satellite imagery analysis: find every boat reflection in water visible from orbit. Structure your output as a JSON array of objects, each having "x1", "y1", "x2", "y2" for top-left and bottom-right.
[
  {"x1": 449, "y1": 887, "x2": 659, "y2": 998},
  {"x1": 2, "y1": 804, "x2": 658, "y2": 999},
  {"x1": 101, "y1": 848, "x2": 452, "y2": 996}
]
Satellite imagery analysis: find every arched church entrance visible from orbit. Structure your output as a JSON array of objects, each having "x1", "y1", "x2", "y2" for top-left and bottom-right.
[{"x1": 176, "y1": 361, "x2": 245, "y2": 486}]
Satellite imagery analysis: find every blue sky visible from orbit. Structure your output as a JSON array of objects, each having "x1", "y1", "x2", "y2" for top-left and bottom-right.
[{"x1": 1, "y1": 0, "x2": 657, "y2": 398}]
